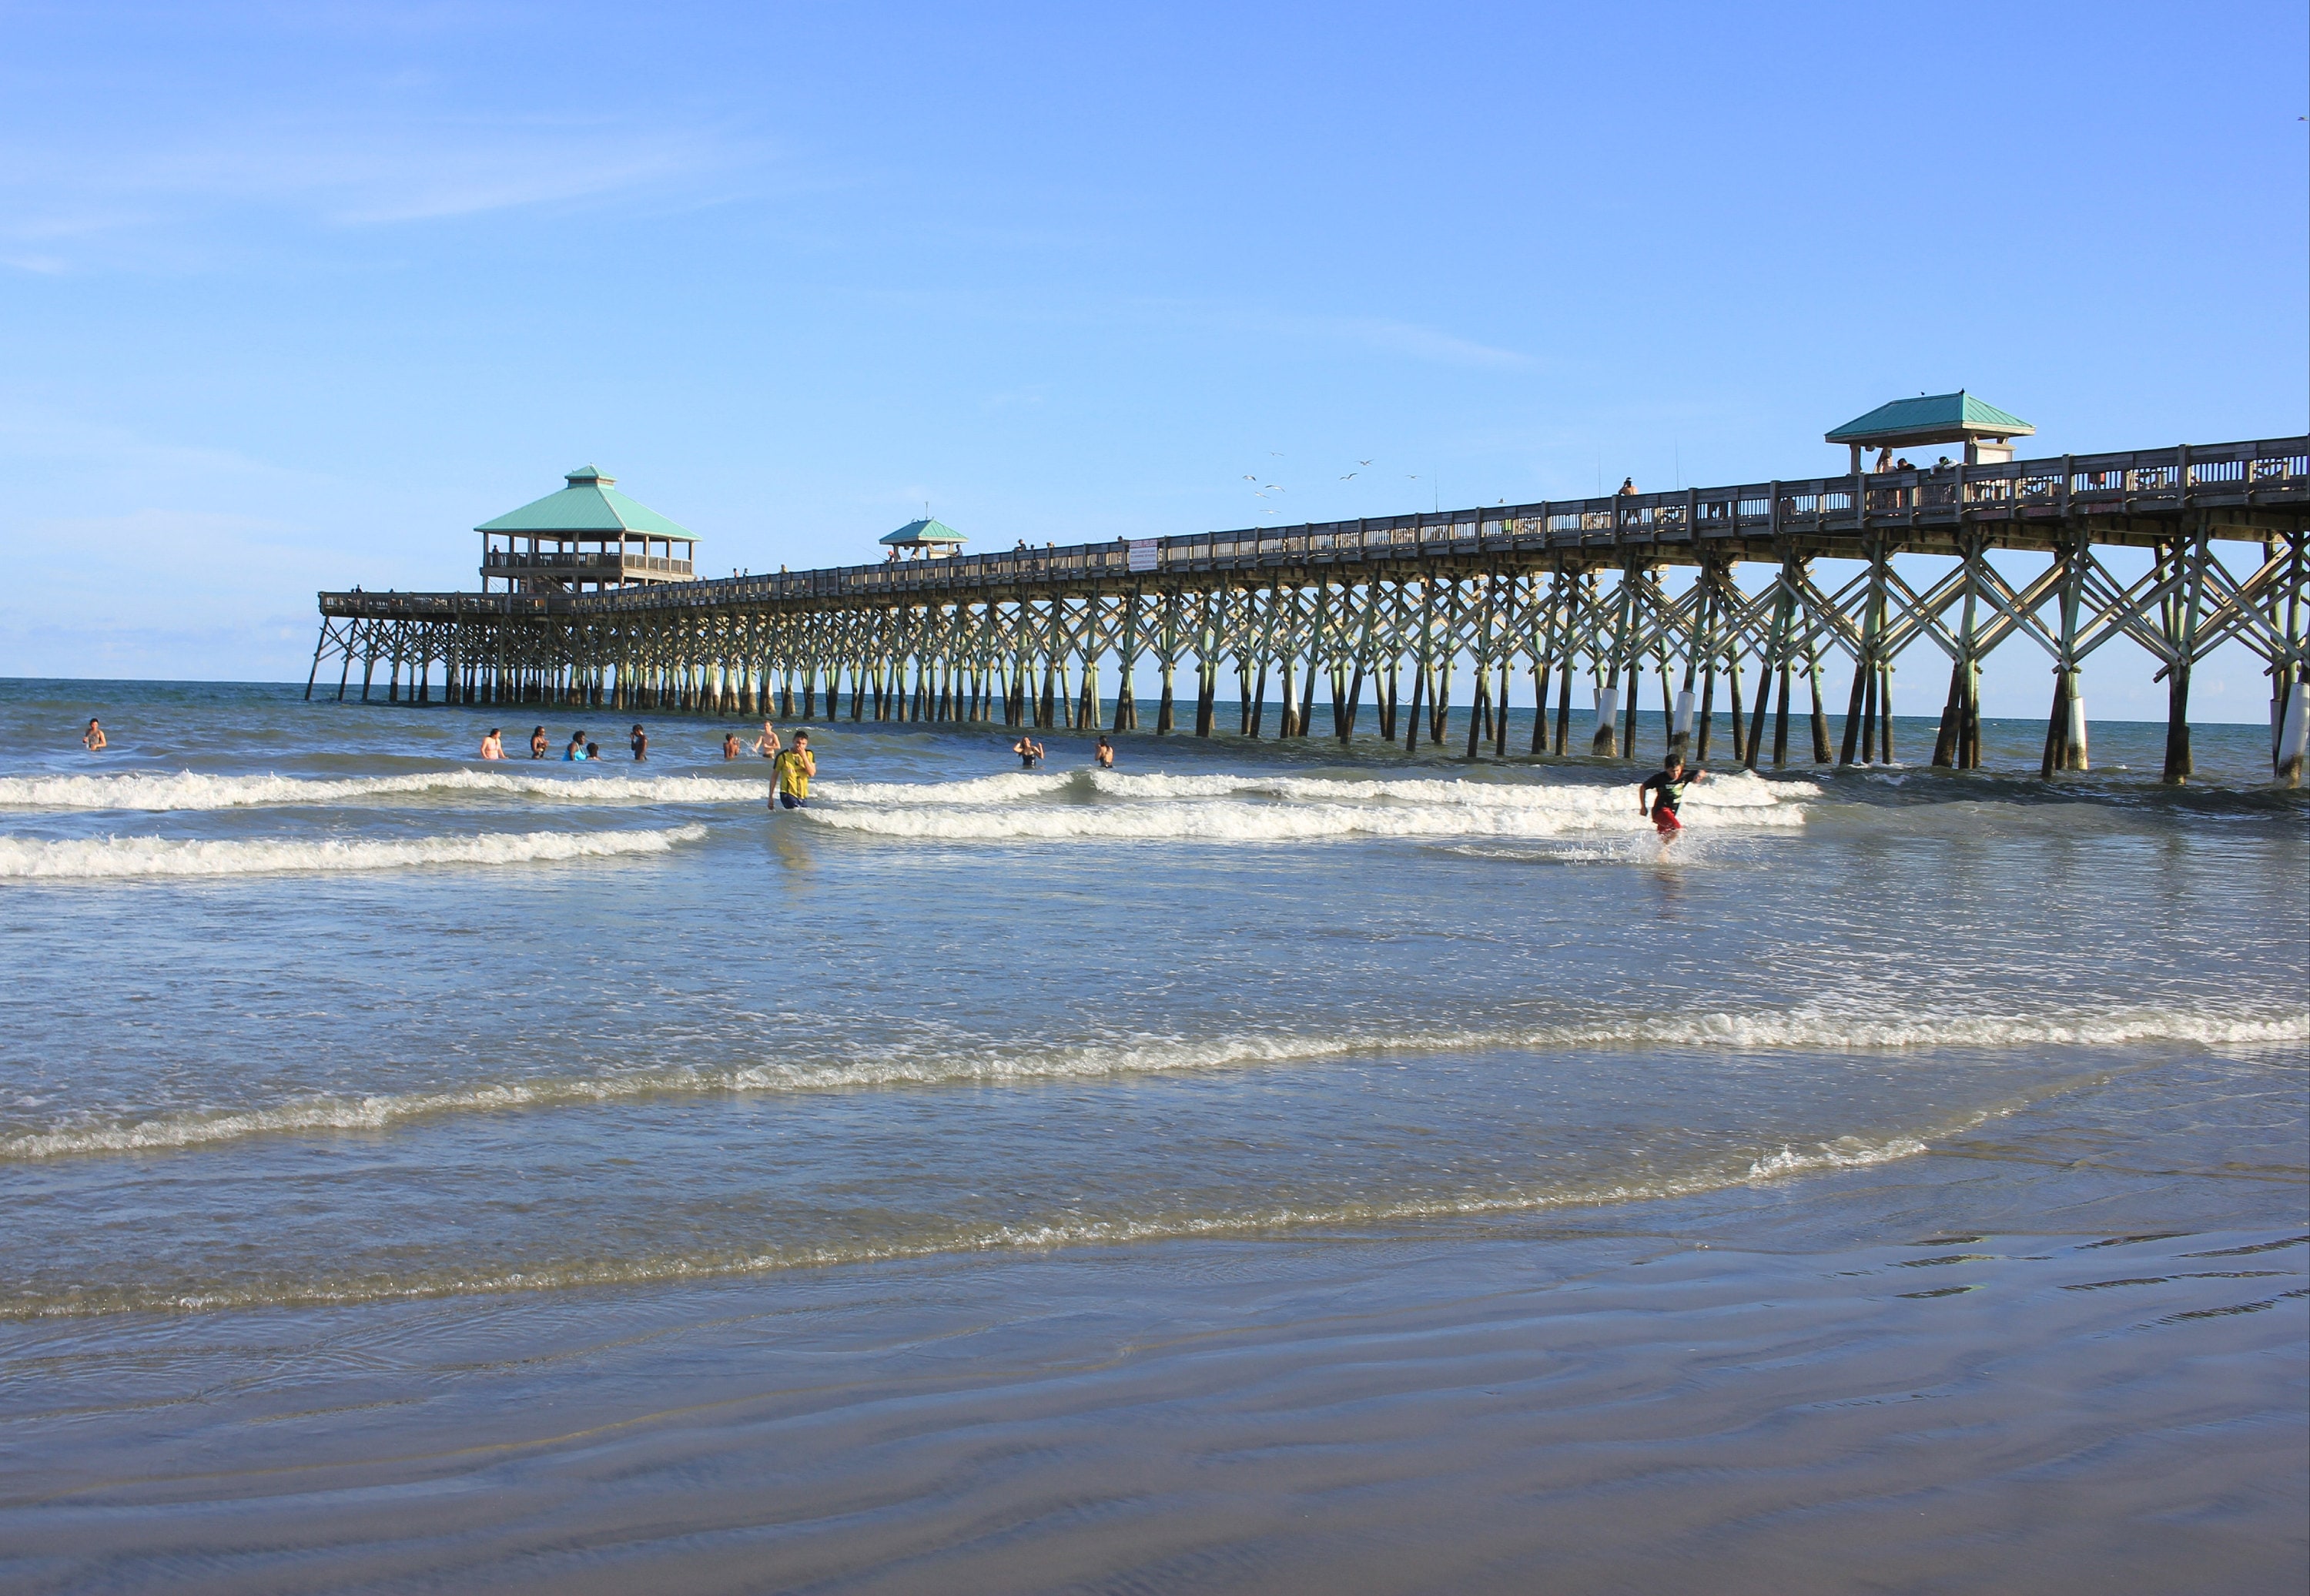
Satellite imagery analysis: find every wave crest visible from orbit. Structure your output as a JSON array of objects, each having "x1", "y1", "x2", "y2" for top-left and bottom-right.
[
  {"x1": 8, "y1": 1005, "x2": 2295, "y2": 1161},
  {"x1": 0, "y1": 768, "x2": 766, "y2": 812},
  {"x1": 0, "y1": 825, "x2": 706, "y2": 881}
]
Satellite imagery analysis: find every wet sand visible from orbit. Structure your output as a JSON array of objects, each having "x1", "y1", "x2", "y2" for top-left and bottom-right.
[{"x1": 6, "y1": 1153, "x2": 2302, "y2": 1595}]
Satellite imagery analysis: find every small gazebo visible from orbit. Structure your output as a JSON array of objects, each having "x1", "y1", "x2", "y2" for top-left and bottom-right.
[
  {"x1": 1826, "y1": 392, "x2": 2034, "y2": 473},
  {"x1": 879, "y1": 517, "x2": 968, "y2": 561},
  {"x1": 477, "y1": 467, "x2": 698, "y2": 594}
]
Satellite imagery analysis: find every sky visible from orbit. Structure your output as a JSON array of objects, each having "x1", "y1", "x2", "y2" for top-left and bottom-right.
[{"x1": 2, "y1": 0, "x2": 2305, "y2": 718}]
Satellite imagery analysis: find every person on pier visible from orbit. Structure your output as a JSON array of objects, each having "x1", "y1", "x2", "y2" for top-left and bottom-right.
[
  {"x1": 771, "y1": 732, "x2": 815, "y2": 810},
  {"x1": 1639, "y1": 754, "x2": 1709, "y2": 844}
]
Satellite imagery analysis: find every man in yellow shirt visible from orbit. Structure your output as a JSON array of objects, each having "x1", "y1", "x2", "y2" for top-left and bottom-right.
[{"x1": 771, "y1": 731, "x2": 815, "y2": 810}]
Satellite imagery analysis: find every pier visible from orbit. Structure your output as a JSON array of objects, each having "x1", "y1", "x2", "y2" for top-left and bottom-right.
[{"x1": 310, "y1": 433, "x2": 2310, "y2": 784}]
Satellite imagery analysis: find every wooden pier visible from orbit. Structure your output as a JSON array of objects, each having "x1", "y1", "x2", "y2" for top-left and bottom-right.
[{"x1": 311, "y1": 436, "x2": 2310, "y2": 783}]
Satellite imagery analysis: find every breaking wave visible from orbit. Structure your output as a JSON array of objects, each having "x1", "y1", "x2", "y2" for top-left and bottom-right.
[
  {"x1": 0, "y1": 768, "x2": 766, "y2": 812},
  {"x1": 0, "y1": 825, "x2": 707, "y2": 882},
  {"x1": 8, "y1": 1005, "x2": 2295, "y2": 1162},
  {"x1": 9, "y1": 1132, "x2": 1945, "y2": 1317},
  {"x1": 798, "y1": 795, "x2": 1803, "y2": 842}
]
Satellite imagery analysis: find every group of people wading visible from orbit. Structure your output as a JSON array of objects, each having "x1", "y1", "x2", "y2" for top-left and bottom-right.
[{"x1": 73, "y1": 711, "x2": 1706, "y2": 844}]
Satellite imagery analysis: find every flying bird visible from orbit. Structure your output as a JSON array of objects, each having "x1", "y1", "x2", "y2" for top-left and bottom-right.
[
  {"x1": 1242, "y1": 474, "x2": 1257, "y2": 482},
  {"x1": 1358, "y1": 459, "x2": 1373, "y2": 466},
  {"x1": 1340, "y1": 473, "x2": 1357, "y2": 480},
  {"x1": 1264, "y1": 483, "x2": 1282, "y2": 491}
]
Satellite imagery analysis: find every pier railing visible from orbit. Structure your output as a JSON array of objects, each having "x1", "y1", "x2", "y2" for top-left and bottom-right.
[
  {"x1": 319, "y1": 437, "x2": 2308, "y2": 622},
  {"x1": 310, "y1": 433, "x2": 2310, "y2": 785}
]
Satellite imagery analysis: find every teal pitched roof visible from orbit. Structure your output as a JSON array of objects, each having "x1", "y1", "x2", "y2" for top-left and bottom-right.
[
  {"x1": 879, "y1": 517, "x2": 967, "y2": 546},
  {"x1": 1826, "y1": 392, "x2": 2034, "y2": 445},
  {"x1": 474, "y1": 467, "x2": 696, "y2": 538}
]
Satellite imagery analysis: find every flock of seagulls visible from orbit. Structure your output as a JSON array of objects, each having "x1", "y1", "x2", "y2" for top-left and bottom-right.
[{"x1": 1242, "y1": 456, "x2": 1401, "y2": 516}]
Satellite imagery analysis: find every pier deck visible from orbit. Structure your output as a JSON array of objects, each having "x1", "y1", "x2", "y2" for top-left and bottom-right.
[{"x1": 313, "y1": 436, "x2": 2310, "y2": 782}]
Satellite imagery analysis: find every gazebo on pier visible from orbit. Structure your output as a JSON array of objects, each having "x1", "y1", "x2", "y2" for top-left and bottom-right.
[
  {"x1": 477, "y1": 466, "x2": 698, "y2": 594},
  {"x1": 879, "y1": 517, "x2": 968, "y2": 561},
  {"x1": 1827, "y1": 392, "x2": 2034, "y2": 473}
]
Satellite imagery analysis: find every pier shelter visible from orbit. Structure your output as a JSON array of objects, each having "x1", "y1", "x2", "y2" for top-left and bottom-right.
[
  {"x1": 478, "y1": 467, "x2": 698, "y2": 594},
  {"x1": 880, "y1": 517, "x2": 968, "y2": 561},
  {"x1": 1827, "y1": 393, "x2": 2034, "y2": 473}
]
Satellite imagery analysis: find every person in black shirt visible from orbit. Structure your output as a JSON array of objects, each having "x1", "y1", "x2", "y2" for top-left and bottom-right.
[{"x1": 1638, "y1": 755, "x2": 1709, "y2": 843}]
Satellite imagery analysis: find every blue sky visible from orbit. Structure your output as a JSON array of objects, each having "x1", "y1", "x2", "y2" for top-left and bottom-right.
[{"x1": 3, "y1": 1, "x2": 2305, "y2": 718}]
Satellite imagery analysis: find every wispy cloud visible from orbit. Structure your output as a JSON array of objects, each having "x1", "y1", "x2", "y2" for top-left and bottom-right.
[
  {"x1": 1320, "y1": 316, "x2": 1530, "y2": 370},
  {"x1": 0, "y1": 111, "x2": 776, "y2": 267},
  {"x1": 1139, "y1": 299, "x2": 1531, "y2": 370}
]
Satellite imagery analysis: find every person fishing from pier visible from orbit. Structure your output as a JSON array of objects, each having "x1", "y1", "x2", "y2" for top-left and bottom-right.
[
  {"x1": 479, "y1": 728, "x2": 504, "y2": 759},
  {"x1": 82, "y1": 718, "x2": 106, "y2": 751},
  {"x1": 753, "y1": 721, "x2": 782, "y2": 758},
  {"x1": 529, "y1": 727, "x2": 548, "y2": 758},
  {"x1": 1013, "y1": 734, "x2": 1044, "y2": 768},
  {"x1": 770, "y1": 731, "x2": 815, "y2": 810},
  {"x1": 1638, "y1": 755, "x2": 1709, "y2": 843}
]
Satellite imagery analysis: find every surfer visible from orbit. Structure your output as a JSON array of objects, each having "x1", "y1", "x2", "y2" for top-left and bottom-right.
[
  {"x1": 1638, "y1": 755, "x2": 1708, "y2": 842},
  {"x1": 1013, "y1": 734, "x2": 1044, "y2": 768},
  {"x1": 771, "y1": 732, "x2": 815, "y2": 809}
]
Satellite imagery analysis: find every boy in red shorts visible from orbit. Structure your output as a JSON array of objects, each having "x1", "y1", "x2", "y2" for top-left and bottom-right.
[{"x1": 1638, "y1": 755, "x2": 1709, "y2": 843}]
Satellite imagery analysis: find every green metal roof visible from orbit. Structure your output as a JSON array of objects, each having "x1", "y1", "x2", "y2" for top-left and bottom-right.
[
  {"x1": 879, "y1": 517, "x2": 968, "y2": 546},
  {"x1": 1826, "y1": 392, "x2": 2034, "y2": 446},
  {"x1": 474, "y1": 467, "x2": 696, "y2": 538}
]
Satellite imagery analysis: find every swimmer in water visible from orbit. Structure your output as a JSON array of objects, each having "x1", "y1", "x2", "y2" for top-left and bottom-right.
[
  {"x1": 82, "y1": 718, "x2": 106, "y2": 751},
  {"x1": 479, "y1": 728, "x2": 504, "y2": 759},
  {"x1": 1094, "y1": 735, "x2": 1115, "y2": 769},
  {"x1": 771, "y1": 731, "x2": 815, "y2": 809},
  {"x1": 1638, "y1": 755, "x2": 1709, "y2": 844},
  {"x1": 753, "y1": 721, "x2": 782, "y2": 758},
  {"x1": 566, "y1": 731, "x2": 588, "y2": 761},
  {"x1": 1013, "y1": 735, "x2": 1045, "y2": 768},
  {"x1": 530, "y1": 727, "x2": 549, "y2": 758},
  {"x1": 722, "y1": 731, "x2": 741, "y2": 760}
]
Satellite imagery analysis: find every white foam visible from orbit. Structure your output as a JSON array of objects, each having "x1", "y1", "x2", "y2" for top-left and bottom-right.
[
  {"x1": 0, "y1": 768, "x2": 766, "y2": 812},
  {"x1": 16, "y1": 1129, "x2": 1958, "y2": 1317},
  {"x1": 798, "y1": 794, "x2": 1806, "y2": 842},
  {"x1": 0, "y1": 825, "x2": 706, "y2": 882},
  {"x1": 816, "y1": 770, "x2": 1075, "y2": 805},
  {"x1": 8, "y1": 1005, "x2": 2296, "y2": 1162}
]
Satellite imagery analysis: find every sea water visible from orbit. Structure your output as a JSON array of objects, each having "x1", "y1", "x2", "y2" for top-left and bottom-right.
[{"x1": 0, "y1": 678, "x2": 2302, "y2": 1593}]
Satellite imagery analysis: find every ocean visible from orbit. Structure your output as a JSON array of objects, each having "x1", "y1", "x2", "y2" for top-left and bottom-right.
[{"x1": 0, "y1": 677, "x2": 2302, "y2": 1594}]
